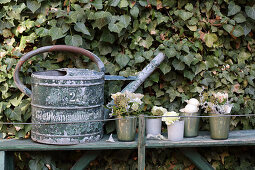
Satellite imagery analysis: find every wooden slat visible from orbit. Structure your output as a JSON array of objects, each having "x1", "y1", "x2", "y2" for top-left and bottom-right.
[
  {"x1": 146, "y1": 130, "x2": 255, "y2": 148},
  {"x1": 0, "y1": 130, "x2": 255, "y2": 151},
  {"x1": 138, "y1": 115, "x2": 146, "y2": 170},
  {"x1": 0, "y1": 135, "x2": 137, "y2": 151}
]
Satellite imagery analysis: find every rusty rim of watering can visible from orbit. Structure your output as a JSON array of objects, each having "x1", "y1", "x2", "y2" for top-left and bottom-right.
[{"x1": 14, "y1": 45, "x2": 105, "y2": 98}]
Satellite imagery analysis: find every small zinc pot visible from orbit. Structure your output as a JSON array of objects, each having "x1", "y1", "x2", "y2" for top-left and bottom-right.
[
  {"x1": 167, "y1": 120, "x2": 184, "y2": 141},
  {"x1": 209, "y1": 113, "x2": 230, "y2": 140},
  {"x1": 115, "y1": 116, "x2": 137, "y2": 141},
  {"x1": 145, "y1": 117, "x2": 162, "y2": 135},
  {"x1": 181, "y1": 112, "x2": 200, "y2": 137}
]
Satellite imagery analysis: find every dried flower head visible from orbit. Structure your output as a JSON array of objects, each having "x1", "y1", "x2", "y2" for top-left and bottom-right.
[
  {"x1": 200, "y1": 89, "x2": 233, "y2": 114},
  {"x1": 110, "y1": 91, "x2": 144, "y2": 117},
  {"x1": 151, "y1": 106, "x2": 167, "y2": 116}
]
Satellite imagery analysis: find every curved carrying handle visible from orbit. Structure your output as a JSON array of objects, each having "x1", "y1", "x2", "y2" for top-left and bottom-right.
[{"x1": 14, "y1": 45, "x2": 105, "y2": 98}]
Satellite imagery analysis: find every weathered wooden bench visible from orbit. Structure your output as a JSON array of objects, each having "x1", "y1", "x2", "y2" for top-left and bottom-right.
[{"x1": 1, "y1": 115, "x2": 255, "y2": 170}]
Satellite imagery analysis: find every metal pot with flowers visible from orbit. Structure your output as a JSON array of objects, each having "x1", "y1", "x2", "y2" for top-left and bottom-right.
[
  {"x1": 179, "y1": 98, "x2": 200, "y2": 137},
  {"x1": 110, "y1": 91, "x2": 144, "y2": 141},
  {"x1": 162, "y1": 111, "x2": 184, "y2": 141},
  {"x1": 200, "y1": 91, "x2": 233, "y2": 140},
  {"x1": 145, "y1": 106, "x2": 167, "y2": 135}
]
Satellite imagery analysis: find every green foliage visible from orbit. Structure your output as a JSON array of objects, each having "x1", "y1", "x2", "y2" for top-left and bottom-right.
[{"x1": 2, "y1": 0, "x2": 255, "y2": 168}]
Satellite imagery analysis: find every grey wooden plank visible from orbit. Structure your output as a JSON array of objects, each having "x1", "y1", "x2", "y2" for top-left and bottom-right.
[
  {"x1": 0, "y1": 135, "x2": 137, "y2": 151},
  {"x1": 0, "y1": 151, "x2": 14, "y2": 170},
  {"x1": 0, "y1": 130, "x2": 255, "y2": 151},
  {"x1": 180, "y1": 148, "x2": 214, "y2": 170},
  {"x1": 138, "y1": 115, "x2": 145, "y2": 170},
  {"x1": 146, "y1": 130, "x2": 255, "y2": 148},
  {"x1": 71, "y1": 151, "x2": 100, "y2": 170}
]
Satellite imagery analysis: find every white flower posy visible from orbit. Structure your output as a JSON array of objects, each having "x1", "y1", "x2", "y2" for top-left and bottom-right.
[
  {"x1": 180, "y1": 98, "x2": 200, "y2": 113},
  {"x1": 162, "y1": 111, "x2": 180, "y2": 125}
]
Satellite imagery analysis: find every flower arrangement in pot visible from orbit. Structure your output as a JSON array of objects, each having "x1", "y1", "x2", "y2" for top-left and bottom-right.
[
  {"x1": 111, "y1": 91, "x2": 144, "y2": 141},
  {"x1": 162, "y1": 111, "x2": 184, "y2": 141},
  {"x1": 200, "y1": 91, "x2": 233, "y2": 140},
  {"x1": 145, "y1": 106, "x2": 166, "y2": 135},
  {"x1": 180, "y1": 98, "x2": 200, "y2": 137}
]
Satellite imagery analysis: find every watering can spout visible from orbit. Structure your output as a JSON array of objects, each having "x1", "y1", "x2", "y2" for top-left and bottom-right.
[{"x1": 104, "y1": 52, "x2": 165, "y2": 118}]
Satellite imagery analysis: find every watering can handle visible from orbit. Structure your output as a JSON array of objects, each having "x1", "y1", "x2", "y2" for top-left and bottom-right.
[{"x1": 14, "y1": 45, "x2": 105, "y2": 98}]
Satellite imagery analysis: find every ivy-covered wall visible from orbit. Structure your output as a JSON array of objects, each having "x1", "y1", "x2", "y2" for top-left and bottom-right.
[{"x1": 1, "y1": 0, "x2": 255, "y2": 169}]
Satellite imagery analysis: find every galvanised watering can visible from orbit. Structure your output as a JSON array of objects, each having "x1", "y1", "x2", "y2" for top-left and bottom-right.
[
  {"x1": 14, "y1": 45, "x2": 105, "y2": 145},
  {"x1": 14, "y1": 45, "x2": 165, "y2": 145}
]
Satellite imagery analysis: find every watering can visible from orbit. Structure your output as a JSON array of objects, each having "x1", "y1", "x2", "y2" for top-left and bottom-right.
[{"x1": 14, "y1": 45, "x2": 165, "y2": 145}]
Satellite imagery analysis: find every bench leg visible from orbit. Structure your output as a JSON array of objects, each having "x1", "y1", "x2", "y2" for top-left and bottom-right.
[
  {"x1": 70, "y1": 151, "x2": 100, "y2": 170},
  {"x1": 180, "y1": 148, "x2": 213, "y2": 170},
  {"x1": 138, "y1": 115, "x2": 146, "y2": 170},
  {"x1": 0, "y1": 151, "x2": 14, "y2": 170}
]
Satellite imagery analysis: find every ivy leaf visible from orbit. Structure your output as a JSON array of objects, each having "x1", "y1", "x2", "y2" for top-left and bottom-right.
[
  {"x1": 27, "y1": 0, "x2": 41, "y2": 13},
  {"x1": 182, "y1": 54, "x2": 195, "y2": 66},
  {"x1": 234, "y1": 13, "x2": 246, "y2": 23},
  {"x1": 65, "y1": 35, "x2": 83, "y2": 47},
  {"x1": 159, "y1": 63, "x2": 171, "y2": 75},
  {"x1": 245, "y1": 86, "x2": 255, "y2": 95},
  {"x1": 94, "y1": 11, "x2": 112, "y2": 19},
  {"x1": 228, "y1": 2, "x2": 241, "y2": 16},
  {"x1": 49, "y1": 27, "x2": 65, "y2": 40},
  {"x1": 116, "y1": 54, "x2": 130, "y2": 68},
  {"x1": 193, "y1": 62, "x2": 206, "y2": 75},
  {"x1": 243, "y1": 23, "x2": 252, "y2": 36},
  {"x1": 139, "y1": 35, "x2": 153, "y2": 49},
  {"x1": 177, "y1": 10, "x2": 193, "y2": 21},
  {"x1": 0, "y1": 0, "x2": 11, "y2": 4},
  {"x1": 100, "y1": 30, "x2": 116, "y2": 44},
  {"x1": 162, "y1": 0, "x2": 176, "y2": 7},
  {"x1": 5, "y1": 108, "x2": 22, "y2": 121},
  {"x1": 91, "y1": 0, "x2": 103, "y2": 9},
  {"x1": 201, "y1": 72, "x2": 214, "y2": 86},
  {"x1": 247, "y1": 76, "x2": 255, "y2": 86},
  {"x1": 119, "y1": 0, "x2": 129, "y2": 8},
  {"x1": 74, "y1": 22, "x2": 91, "y2": 36},
  {"x1": 110, "y1": 0, "x2": 120, "y2": 6},
  {"x1": 150, "y1": 72, "x2": 160, "y2": 83},
  {"x1": 232, "y1": 25, "x2": 244, "y2": 37},
  {"x1": 184, "y1": 70, "x2": 195, "y2": 80},
  {"x1": 130, "y1": 6, "x2": 139, "y2": 18},
  {"x1": 245, "y1": 5, "x2": 255, "y2": 20},
  {"x1": 204, "y1": 33, "x2": 218, "y2": 47},
  {"x1": 120, "y1": 15, "x2": 131, "y2": 28},
  {"x1": 172, "y1": 59, "x2": 185, "y2": 71},
  {"x1": 108, "y1": 22, "x2": 124, "y2": 33},
  {"x1": 165, "y1": 47, "x2": 177, "y2": 58},
  {"x1": 35, "y1": 27, "x2": 49, "y2": 37},
  {"x1": 185, "y1": 3, "x2": 193, "y2": 12},
  {"x1": 10, "y1": 93, "x2": 25, "y2": 107},
  {"x1": 223, "y1": 24, "x2": 234, "y2": 33},
  {"x1": 238, "y1": 51, "x2": 251, "y2": 65},
  {"x1": 135, "y1": 56, "x2": 145, "y2": 64},
  {"x1": 187, "y1": 25, "x2": 197, "y2": 31}
]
